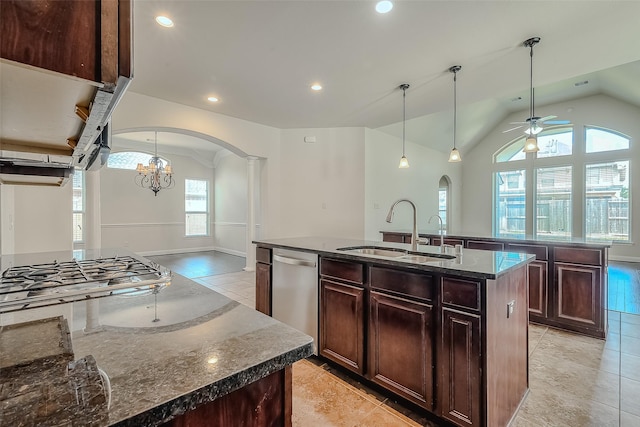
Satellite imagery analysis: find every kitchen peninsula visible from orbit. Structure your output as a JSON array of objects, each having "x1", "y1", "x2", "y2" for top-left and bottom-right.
[
  {"x1": 254, "y1": 237, "x2": 534, "y2": 427},
  {"x1": 0, "y1": 249, "x2": 313, "y2": 426},
  {"x1": 381, "y1": 230, "x2": 610, "y2": 339}
]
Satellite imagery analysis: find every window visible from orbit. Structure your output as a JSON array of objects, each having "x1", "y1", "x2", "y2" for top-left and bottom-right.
[
  {"x1": 586, "y1": 127, "x2": 630, "y2": 153},
  {"x1": 493, "y1": 126, "x2": 631, "y2": 242},
  {"x1": 495, "y1": 127, "x2": 572, "y2": 162},
  {"x1": 72, "y1": 171, "x2": 84, "y2": 243},
  {"x1": 107, "y1": 151, "x2": 170, "y2": 170},
  {"x1": 535, "y1": 166, "x2": 572, "y2": 240},
  {"x1": 495, "y1": 170, "x2": 526, "y2": 238},
  {"x1": 585, "y1": 161, "x2": 630, "y2": 241},
  {"x1": 185, "y1": 179, "x2": 209, "y2": 236},
  {"x1": 438, "y1": 176, "x2": 451, "y2": 231}
]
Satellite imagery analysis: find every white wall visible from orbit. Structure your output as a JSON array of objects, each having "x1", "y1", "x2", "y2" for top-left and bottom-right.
[
  {"x1": 276, "y1": 128, "x2": 366, "y2": 239},
  {"x1": 462, "y1": 94, "x2": 640, "y2": 260},
  {"x1": 100, "y1": 148, "x2": 215, "y2": 255},
  {"x1": 214, "y1": 152, "x2": 250, "y2": 256},
  {"x1": 9, "y1": 185, "x2": 73, "y2": 254},
  {"x1": 364, "y1": 128, "x2": 463, "y2": 241}
]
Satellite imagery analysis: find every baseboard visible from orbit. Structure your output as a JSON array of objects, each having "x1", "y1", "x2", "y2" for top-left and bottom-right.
[
  {"x1": 213, "y1": 247, "x2": 247, "y2": 258},
  {"x1": 138, "y1": 246, "x2": 217, "y2": 257},
  {"x1": 609, "y1": 255, "x2": 640, "y2": 263}
]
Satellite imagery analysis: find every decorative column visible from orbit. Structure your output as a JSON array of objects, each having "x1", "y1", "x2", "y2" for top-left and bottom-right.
[
  {"x1": 84, "y1": 170, "x2": 102, "y2": 333},
  {"x1": 244, "y1": 156, "x2": 258, "y2": 271}
]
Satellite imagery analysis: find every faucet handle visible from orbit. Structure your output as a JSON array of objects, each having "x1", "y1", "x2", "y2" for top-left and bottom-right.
[{"x1": 416, "y1": 237, "x2": 430, "y2": 245}]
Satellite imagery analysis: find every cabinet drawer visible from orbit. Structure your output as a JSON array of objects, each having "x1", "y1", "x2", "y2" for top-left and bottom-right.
[
  {"x1": 506, "y1": 243, "x2": 548, "y2": 261},
  {"x1": 320, "y1": 258, "x2": 364, "y2": 284},
  {"x1": 466, "y1": 240, "x2": 504, "y2": 251},
  {"x1": 370, "y1": 266, "x2": 434, "y2": 301},
  {"x1": 554, "y1": 247, "x2": 602, "y2": 266},
  {"x1": 441, "y1": 277, "x2": 481, "y2": 311},
  {"x1": 429, "y1": 237, "x2": 464, "y2": 247},
  {"x1": 382, "y1": 233, "x2": 407, "y2": 243},
  {"x1": 256, "y1": 247, "x2": 272, "y2": 264}
]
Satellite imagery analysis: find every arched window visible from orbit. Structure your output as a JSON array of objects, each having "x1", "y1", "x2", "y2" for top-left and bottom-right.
[
  {"x1": 495, "y1": 127, "x2": 573, "y2": 163},
  {"x1": 438, "y1": 175, "x2": 451, "y2": 232},
  {"x1": 493, "y1": 126, "x2": 631, "y2": 242},
  {"x1": 107, "y1": 151, "x2": 171, "y2": 170}
]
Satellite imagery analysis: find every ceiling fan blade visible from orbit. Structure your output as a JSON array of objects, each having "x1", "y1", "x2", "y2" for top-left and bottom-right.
[
  {"x1": 538, "y1": 115, "x2": 557, "y2": 122},
  {"x1": 544, "y1": 120, "x2": 571, "y2": 125},
  {"x1": 508, "y1": 121, "x2": 528, "y2": 125},
  {"x1": 503, "y1": 125, "x2": 524, "y2": 133}
]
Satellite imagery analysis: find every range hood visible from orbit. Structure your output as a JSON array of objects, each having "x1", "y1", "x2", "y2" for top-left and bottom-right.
[{"x1": 0, "y1": 0, "x2": 132, "y2": 187}]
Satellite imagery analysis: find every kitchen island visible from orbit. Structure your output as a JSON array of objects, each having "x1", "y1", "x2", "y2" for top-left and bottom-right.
[
  {"x1": 0, "y1": 248, "x2": 313, "y2": 426},
  {"x1": 254, "y1": 237, "x2": 534, "y2": 427},
  {"x1": 381, "y1": 230, "x2": 610, "y2": 338}
]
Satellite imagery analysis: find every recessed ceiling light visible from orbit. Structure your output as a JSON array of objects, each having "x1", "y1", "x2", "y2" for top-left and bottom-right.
[
  {"x1": 311, "y1": 84, "x2": 322, "y2": 91},
  {"x1": 155, "y1": 15, "x2": 174, "y2": 28},
  {"x1": 207, "y1": 96, "x2": 219, "y2": 102},
  {"x1": 376, "y1": 1, "x2": 393, "y2": 14}
]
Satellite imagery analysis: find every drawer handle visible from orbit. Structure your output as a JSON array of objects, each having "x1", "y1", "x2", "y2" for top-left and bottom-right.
[{"x1": 274, "y1": 254, "x2": 316, "y2": 268}]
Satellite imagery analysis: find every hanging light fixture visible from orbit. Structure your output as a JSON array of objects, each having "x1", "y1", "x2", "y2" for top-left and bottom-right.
[
  {"x1": 523, "y1": 37, "x2": 541, "y2": 153},
  {"x1": 398, "y1": 83, "x2": 410, "y2": 168},
  {"x1": 448, "y1": 65, "x2": 462, "y2": 162},
  {"x1": 135, "y1": 131, "x2": 175, "y2": 196}
]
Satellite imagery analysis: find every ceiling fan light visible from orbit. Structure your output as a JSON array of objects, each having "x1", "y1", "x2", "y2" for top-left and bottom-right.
[
  {"x1": 523, "y1": 136, "x2": 540, "y2": 153},
  {"x1": 448, "y1": 148, "x2": 461, "y2": 162},
  {"x1": 399, "y1": 155, "x2": 410, "y2": 168}
]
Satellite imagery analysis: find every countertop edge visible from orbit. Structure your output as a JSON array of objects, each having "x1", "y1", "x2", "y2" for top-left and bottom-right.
[
  {"x1": 380, "y1": 230, "x2": 613, "y2": 248},
  {"x1": 253, "y1": 239, "x2": 534, "y2": 280},
  {"x1": 114, "y1": 341, "x2": 314, "y2": 427}
]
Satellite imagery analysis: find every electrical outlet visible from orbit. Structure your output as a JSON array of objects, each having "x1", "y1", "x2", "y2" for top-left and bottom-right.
[{"x1": 507, "y1": 300, "x2": 515, "y2": 318}]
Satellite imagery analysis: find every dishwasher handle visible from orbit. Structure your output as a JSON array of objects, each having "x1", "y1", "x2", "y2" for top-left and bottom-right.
[{"x1": 273, "y1": 254, "x2": 317, "y2": 268}]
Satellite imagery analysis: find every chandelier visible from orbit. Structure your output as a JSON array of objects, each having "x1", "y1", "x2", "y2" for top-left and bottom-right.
[{"x1": 135, "y1": 131, "x2": 174, "y2": 196}]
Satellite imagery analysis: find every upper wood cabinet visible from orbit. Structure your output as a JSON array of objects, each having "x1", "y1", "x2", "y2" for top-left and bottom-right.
[{"x1": 0, "y1": 0, "x2": 133, "y2": 185}]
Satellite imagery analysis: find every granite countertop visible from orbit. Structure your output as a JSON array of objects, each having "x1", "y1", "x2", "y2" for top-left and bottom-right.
[
  {"x1": 0, "y1": 249, "x2": 314, "y2": 427},
  {"x1": 253, "y1": 236, "x2": 534, "y2": 280},
  {"x1": 380, "y1": 229, "x2": 613, "y2": 248}
]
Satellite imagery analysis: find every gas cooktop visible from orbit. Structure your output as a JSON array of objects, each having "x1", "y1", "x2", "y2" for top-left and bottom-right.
[{"x1": 0, "y1": 255, "x2": 171, "y2": 313}]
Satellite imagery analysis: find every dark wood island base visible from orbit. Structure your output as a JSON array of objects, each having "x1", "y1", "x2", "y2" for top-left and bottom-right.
[
  {"x1": 162, "y1": 366, "x2": 292, "y2": 427},
  {"x1": 382, "y1": 231, "x2": 610, "y2": 339}
]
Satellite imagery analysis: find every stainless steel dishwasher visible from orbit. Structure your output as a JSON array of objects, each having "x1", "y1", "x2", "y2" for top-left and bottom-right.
[{"x1": 272, "y1": 248, "x2": 318, "y2": 355}]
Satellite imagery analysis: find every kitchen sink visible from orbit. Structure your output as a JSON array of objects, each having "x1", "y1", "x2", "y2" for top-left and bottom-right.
[
  {"x1": 398, "y1": 254, "x2": 454, "y2": 263},
  {"x1": 336, "y1": 246, "x2": 407, "y2": 258}
]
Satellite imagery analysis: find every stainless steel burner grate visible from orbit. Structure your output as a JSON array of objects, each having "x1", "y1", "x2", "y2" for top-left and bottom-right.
[{"x1": 0, "y1": 255, "x2": 171, "y2": 313}]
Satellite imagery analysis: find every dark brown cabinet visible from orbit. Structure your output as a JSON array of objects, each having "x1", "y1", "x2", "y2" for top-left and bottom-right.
[
  {"x1": 369, "y1": 291, "x2": 435, "y2": 409},
  {"x1": 380, "y1": 232, "x2": 609, "y2": 338},
  {"x1": 527, "y1": 260, "x2": 548, "y2": 318},
  {"x1": 319, "y1": 279, "x2": 365, "y2": 374},
  {"x1": 368, "y1": 265, "x2": 436, "y2": 409},
  {"x1": 255, "y1": 247, "x2": 272, "y2": 315},
  {"x1": 440, "y1": 308, "x2": 482, "y2": 426},
  {"x1": 554, "y1": 262, "x2": 602, "y2": 329}
]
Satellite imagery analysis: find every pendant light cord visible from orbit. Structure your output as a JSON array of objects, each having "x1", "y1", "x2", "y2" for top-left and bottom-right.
[
  {"x1": 402, "y1": 85, "x2": 407, "y2": 156},
  {"x1": 453, "y1": 71, "x2": 457, "y2": 150},
  {"x1": 529, "y1": 43, "x2": 534, "y2": 128}
]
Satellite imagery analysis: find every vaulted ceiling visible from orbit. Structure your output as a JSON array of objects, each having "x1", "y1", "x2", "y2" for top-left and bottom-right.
[{"x1": 129, "y1": 1, "x2": 640, "y2": 154}]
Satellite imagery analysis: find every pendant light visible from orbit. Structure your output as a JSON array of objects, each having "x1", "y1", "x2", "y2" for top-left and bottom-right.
[
  {"x1": 398, "y1": 83, "x2": 410, "y2": 168},
  {"x1": 448, "y1": 65, "x2": 462, "y2": 162},
  {"x1": 523, "y1": 37, "x2": 541, "y2": 153}
]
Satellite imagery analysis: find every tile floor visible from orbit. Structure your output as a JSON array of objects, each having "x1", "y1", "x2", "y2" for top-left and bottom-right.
[{"x1": 160, "y1": 252, "x2": 640, "y2": 426}]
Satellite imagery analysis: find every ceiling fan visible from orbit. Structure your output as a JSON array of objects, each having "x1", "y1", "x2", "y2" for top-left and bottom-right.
[{"x1": 503, "y1": 37, "x2": 570, "y2": 136}]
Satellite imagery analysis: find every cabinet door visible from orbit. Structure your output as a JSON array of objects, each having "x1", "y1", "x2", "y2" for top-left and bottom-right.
[
  {"x1": 255, "y1": 262, "x2": 271, "y2": 315},
  {"x1": 439, "y1": 308, "x2": 481, "y2": 426},
  {"x1": 528, "y1": 260, "x2": 548, "y2": 319},
  {"x1": 319, "y1": 279, "x2": 365, "y2": 375},
  {"x1": 554, "y1": 262, "x2": 602, "y2": 328},
  {"x1": 369, "y1": 291, "x2": 435, "y2": 410}
]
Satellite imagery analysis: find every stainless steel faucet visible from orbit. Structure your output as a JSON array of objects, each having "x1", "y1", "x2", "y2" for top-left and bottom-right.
[
  {"x1": 386, "y1": 199, "x2": 418, "y2": 251},
  {"x1": 428, "y1": 215, "x2": 444, "y2": 247}
]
